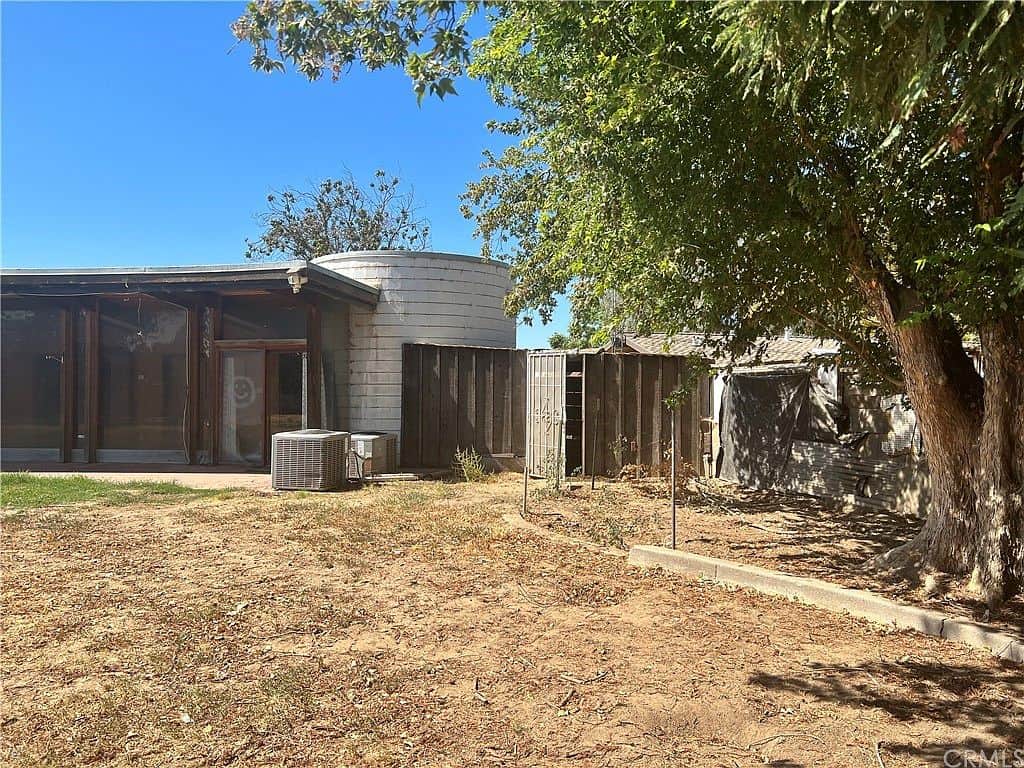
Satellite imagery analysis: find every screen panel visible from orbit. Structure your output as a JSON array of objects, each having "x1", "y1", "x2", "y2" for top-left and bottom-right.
[
  {"x1": 221, "y1": 296, "x2": 306, "y2": 340},
  {"x1": 219, "y1": 349, "x2": 265, "y2": 464},
  {"x1": 0, "y1": 304, "x2": 63, "y2": 460},
  {"x1": 98, "y1": 296, "x2": 187, "y2": 460}
]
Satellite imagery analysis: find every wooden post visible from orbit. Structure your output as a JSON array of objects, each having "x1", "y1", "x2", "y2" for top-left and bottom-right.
[
  {"x1": 186, "y1": 301, "x2": 201, "y2": 464},
  {"x1": 60, "y1": 307, "x2": 74, "y2": 463},
  {"x1": 86, "y1": 300, "x2": 99, "y2": 464},
  {"x1": 306, "y1": 302, "x2": 322, "y2": 429}
]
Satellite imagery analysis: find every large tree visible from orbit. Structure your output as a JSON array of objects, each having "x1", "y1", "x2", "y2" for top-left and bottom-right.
[
  {"x1": 245, "y1": 169, "x2": 430, "y2": 261},
  {"x1": 234, "y1": 2, "x2": 1024, "y2": 606}
]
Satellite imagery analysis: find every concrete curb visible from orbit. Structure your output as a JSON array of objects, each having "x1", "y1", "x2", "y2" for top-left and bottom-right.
[
  {"x1": 501, "y1": 513, "x2": 627, "y2": 558},
  {"x1": 629, "y1": 545, "x2": 1023, "y2": 663}
]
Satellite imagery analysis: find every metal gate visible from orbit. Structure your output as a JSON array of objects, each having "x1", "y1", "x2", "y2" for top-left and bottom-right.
[{"x1": 526, "y1": 351, "x2": 568, "y2": 478}]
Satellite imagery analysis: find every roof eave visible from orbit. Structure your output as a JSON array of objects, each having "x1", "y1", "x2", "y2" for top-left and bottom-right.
[{"x1": 0, "y1": 262, "x2": 379, "y2": 307}]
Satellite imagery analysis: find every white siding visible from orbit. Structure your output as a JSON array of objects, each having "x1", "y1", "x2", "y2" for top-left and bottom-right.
[{"x1": 314, "y1": 251, "x2": 516, "y2": 440}]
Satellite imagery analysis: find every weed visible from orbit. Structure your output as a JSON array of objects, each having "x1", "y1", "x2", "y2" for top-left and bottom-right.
[{"x1": 452, "y1": 446, "x2": 487, "y2": 482}]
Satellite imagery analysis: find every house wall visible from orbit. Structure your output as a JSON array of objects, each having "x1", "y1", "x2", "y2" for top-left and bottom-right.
[{"x1": 314, "y1": 251, "x2": 516, "y2": 442}]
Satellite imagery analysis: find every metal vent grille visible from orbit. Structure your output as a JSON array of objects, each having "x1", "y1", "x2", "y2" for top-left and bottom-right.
[{"x1": 271, "y1": 429, "x2": 349, "y2": 491}]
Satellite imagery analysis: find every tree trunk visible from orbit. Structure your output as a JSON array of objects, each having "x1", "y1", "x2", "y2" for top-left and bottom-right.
[
  {"x1": 849, "y1": 230, "x2": 1024, "y2": 607},
  {"x1": 970, "y1": 317, "x2": 1024, "y2": 604}
]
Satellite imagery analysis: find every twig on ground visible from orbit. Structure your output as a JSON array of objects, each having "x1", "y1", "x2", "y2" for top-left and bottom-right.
[
  {"x1": 518, "y1": 584, "x2": 556, "y2": 608},
  {"x1": 747, "y1": 731, "x2": 820, "y2": 749},
  {"x1": 473, "y1": 677, "x2": 489, "y2": 704},
  {"x1": 559, "y1": 670, "x2": 608, "y2": 685},
  {"x1": 875, "y1": 741, "x2": 886, "y2": 768}
]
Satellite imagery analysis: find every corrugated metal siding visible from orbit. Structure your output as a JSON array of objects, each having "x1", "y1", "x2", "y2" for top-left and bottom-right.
[
  {"x1": 401, "y1": 343, "x2": 526, "y2": 468},
  {"x1": 777, "y1": 440, "x2": 931, "y2": 516}
]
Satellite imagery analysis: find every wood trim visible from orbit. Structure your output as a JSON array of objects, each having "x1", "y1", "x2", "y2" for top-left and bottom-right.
[
  {"x1": 60, "y1": 308, "x2": 74, "y2": 462},
  {"x1": 213, "y1": 339, "x2": 307, "y2": 351},
  {"x1": 210, "y1": 299, "x2": 222, "y2": 463},
  {"x1": 306, "y1": 303, "x2": 322, "y2": 429},
  {"x1": 86, "y1": 300, "x2": 99, "y2": 463},
  {"x1": 186, "y1": 301, "x2": 201, "y2": 464},
  {"x1": 263, "y1": 350, "x2": 272, "y2": 465}
]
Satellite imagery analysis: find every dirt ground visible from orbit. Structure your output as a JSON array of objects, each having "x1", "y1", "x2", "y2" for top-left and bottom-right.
[
  {"x1": 2, "y1": 476, "x2": 1022, "y2": 767},
  {"x1": 527, "y1": 476, "x2": 1024, "y2": 638}
]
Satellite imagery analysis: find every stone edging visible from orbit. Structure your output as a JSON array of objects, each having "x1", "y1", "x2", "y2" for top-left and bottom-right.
[{"x1": 629, "y1": 545, "x2": 1023, "y2": 664}]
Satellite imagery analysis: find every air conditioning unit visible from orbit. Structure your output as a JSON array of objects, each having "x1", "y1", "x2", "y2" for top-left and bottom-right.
[
  {"x1": 348, "y1": 432, "x2": 398, "y2": 479},
  {"x1": 271, "y1": 429, "x2": 349, "y2": 491}
]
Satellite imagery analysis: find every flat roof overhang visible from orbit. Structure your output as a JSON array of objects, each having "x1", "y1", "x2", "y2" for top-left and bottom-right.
[{"x1": 0, "y1": 260, "x2": 379, "y2": 307}]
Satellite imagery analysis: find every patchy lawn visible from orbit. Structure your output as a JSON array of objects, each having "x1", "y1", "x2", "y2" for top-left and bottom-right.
[
  {"x1": 2, "y1": 474, "x2": 1021, "y2": 767},
  {"x1": 527, "y1": 476, "x2": 1024, "y2": 637},
  {"x1": 0, "y1": 472, "x2": 224, "y2": 510}
]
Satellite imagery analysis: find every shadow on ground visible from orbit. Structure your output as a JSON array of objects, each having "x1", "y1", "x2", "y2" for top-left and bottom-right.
[
  {"x1": 664, "y1": 481, "x2": 1024, "y2": 636},
  {"x1": 750, "y1": 656, "x2": 1024, "y2": 763}
]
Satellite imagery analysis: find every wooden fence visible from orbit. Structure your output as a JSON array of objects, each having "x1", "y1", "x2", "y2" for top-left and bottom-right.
[
  {"x1": 582, "y1": 353, "x2": 711, "y2": 477},
  {"x1": 400, "y1": 343, "x2": 527, "y2": 468}
]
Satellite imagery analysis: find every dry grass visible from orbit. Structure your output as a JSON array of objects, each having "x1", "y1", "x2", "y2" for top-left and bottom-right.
[{"x1": 2, "y1": 475, "x2": 1022, "y2": 767}]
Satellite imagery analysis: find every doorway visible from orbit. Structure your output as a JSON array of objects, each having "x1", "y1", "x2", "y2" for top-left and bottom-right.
[{"x1": 219, "y1": 347, "x2": 306, "y2": 466}]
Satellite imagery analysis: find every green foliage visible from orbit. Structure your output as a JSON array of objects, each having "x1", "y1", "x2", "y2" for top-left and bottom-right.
[
  {"x1": 548, "y1": 328, "x2": 597, "y2": 350},
  {"x1": 0, "y1": 473, "x2": 223, "y2": 510},
  {"x1": 231, "y1": 1, "x2": 476, "y2": 103},
  {"x1": 546, "y1": 332, "x2": 572, "y2": 350},
  {"x1": 715, "y1": 1, "x2": 1024, "y2": 323},
  {"x1": 234, "y1": 2, "x2": 1024, "y2": 387},
  {"x1": 245, "y1": 169, "x2": 430, "y2": 261},
  {"x1": 451, "y1": 446, "x2": 486, "y2": 482}
]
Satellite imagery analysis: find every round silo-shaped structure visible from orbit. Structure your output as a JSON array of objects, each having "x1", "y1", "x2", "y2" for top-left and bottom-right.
[{"x1": 314, "y1": 250, "x2": 516, "y2": 440}]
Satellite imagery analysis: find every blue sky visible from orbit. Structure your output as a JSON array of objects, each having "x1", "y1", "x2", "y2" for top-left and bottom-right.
[{"x1": 1, "y1": 1, "x2": 566, "y2": 347}]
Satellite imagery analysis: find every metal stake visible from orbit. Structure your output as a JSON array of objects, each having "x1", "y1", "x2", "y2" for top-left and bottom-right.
[
  {"x1": 670, "y1": 408, "x2": 677, "y2": 550},
  {"x1": 522, "y1": 459, "x2": 528, "y2": 517},
  {"x1": 554, "y1": 419, "x2": 563, "y2": 491}
]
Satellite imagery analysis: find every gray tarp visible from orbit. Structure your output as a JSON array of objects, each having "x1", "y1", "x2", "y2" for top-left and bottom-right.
[{"x1": 717, "y1": 371, "x2": 843, "y2": 489}]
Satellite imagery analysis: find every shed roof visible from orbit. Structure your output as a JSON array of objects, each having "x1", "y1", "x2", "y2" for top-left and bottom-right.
[
  {"x1": 0, "y1": 260, "x2": 379, "y2": 306},
  {"x1": 616, "y1": 332, "x2": 839, "y2": 368}
]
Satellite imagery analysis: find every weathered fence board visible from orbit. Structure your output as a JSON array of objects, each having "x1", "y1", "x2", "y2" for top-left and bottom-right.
[
  {"x1": 580, "y1": 352, "x2": 710, "y2": 478},
  {"x1": 401, "y1": 343, "x2": 527, "y2": 468}
]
